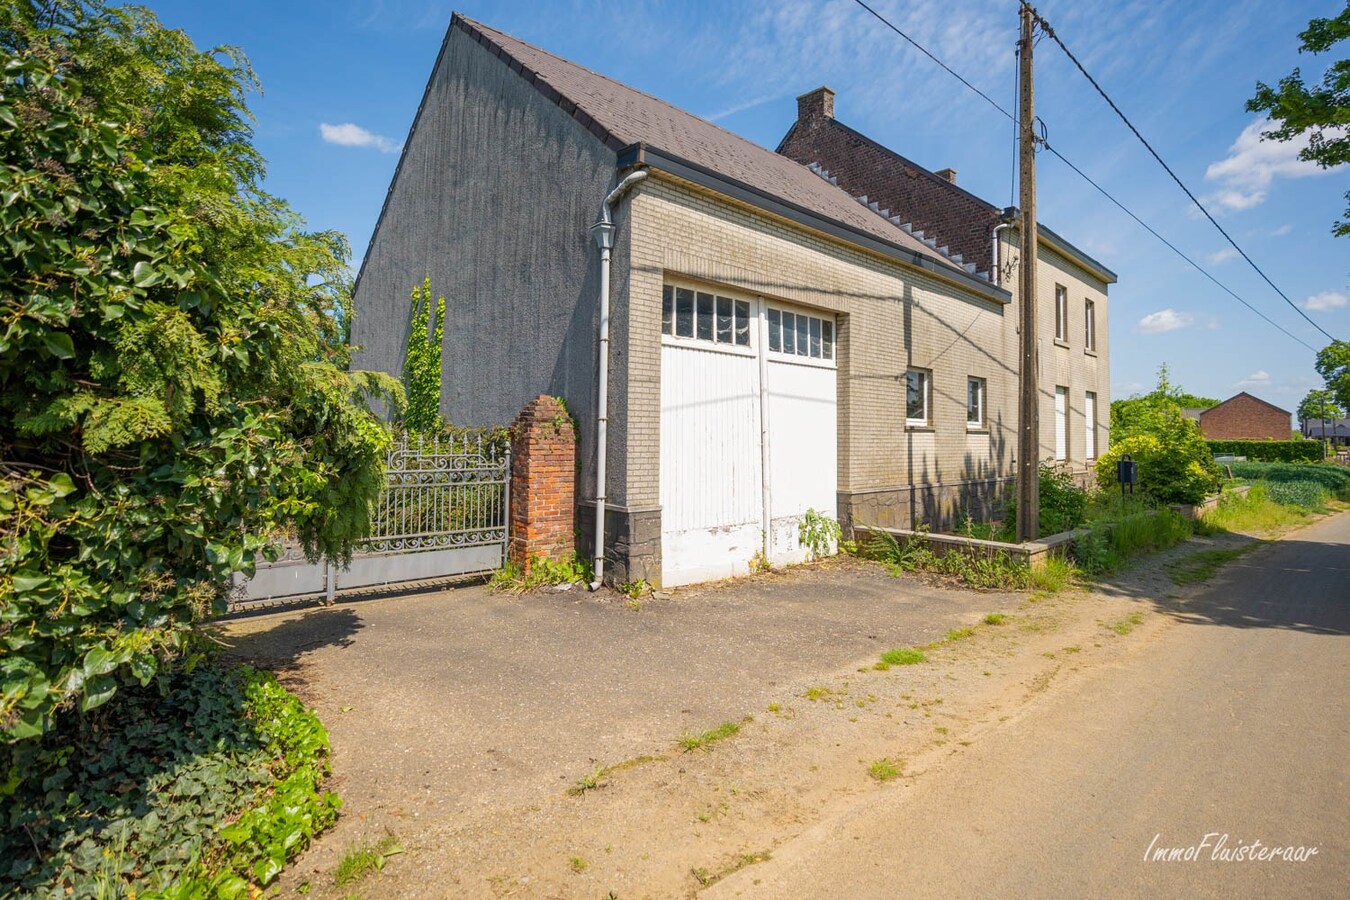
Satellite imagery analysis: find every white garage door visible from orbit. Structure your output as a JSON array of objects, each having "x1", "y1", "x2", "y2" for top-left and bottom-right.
[{"x1": 659, "y1": 286, "x2": 837, "y2": 586}]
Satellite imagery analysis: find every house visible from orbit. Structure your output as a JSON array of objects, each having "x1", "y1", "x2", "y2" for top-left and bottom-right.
[
  {"x1": 1188, "y1": 392, "x2": 1291, "y2": 440},
  {"x1": 777, "y1": 87, "x2": 1115, "y2": 491},
  {"x1": 351, "y1": 15, "x2": 1113, "y2": 588},
  {"x1": 1300, "y1": 417, "x2": 1350, "y2": 447}
]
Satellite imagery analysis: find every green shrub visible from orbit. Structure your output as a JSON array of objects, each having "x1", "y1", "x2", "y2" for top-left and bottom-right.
[
  {"x1": 1002, "y1": 465, "x2": 1089, "y2": 539},
  {"x1": 0, "y1": 664, "x2": 338, "y2": 896},
  {"x1": 1207, "y1": 440, "x2": 1322, "y2": 463},
  {"x1": 1096, "y1": 407, "x2": 1221, "y2": 505},
  {"x1": 0, "y1": 1, "x2": 396, "y2": 741}
]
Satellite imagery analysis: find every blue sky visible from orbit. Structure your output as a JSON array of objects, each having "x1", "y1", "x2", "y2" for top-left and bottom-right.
[{"x1": 142, "y1": 0, "x2": 1349, "y2": 412}]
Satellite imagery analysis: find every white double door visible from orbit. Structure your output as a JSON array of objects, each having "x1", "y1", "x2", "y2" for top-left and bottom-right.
[{"x1": 659, "y1": 296, "x2": 837, "y2": 587}]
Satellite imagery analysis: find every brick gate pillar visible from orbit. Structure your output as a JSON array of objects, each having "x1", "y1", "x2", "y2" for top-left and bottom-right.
[{"x1": 508, "y1": 395, "x2": 576, "y2": 573}]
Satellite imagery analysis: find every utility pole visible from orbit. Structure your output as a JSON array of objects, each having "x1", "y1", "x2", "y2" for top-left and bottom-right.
[{"x1": 1016, "y1": 2, "x2": 1040, "y2": 543}]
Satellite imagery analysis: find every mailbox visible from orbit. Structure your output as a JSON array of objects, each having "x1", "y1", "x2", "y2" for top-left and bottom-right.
[{"x1": 1117, "y1": 454, "x2": 1138, "y2": 485}]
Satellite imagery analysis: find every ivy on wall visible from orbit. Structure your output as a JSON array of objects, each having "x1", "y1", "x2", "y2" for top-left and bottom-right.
[{"x1": 402, "y1": 277, "x2": 446, "y2": 434}]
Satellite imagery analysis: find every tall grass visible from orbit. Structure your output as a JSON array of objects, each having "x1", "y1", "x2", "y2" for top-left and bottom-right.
[
  {"x1": 1072, "y1": 508, "x2": 1192, "y2": 577},
  {"x1": 861, "y1": 531, "x2": 1077, "y2": 592},
  {"x1": 1198, "y1": 484, "x2": 1309, "y2": 534}
]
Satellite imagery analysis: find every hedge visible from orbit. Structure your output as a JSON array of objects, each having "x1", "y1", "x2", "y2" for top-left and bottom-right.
[
  {"x1": 1207, "y1": 441, "x2": 1322, "y2": 463},
  {"x1": 1228, "y1": 462, "x2": 1350, "y2": 500}
]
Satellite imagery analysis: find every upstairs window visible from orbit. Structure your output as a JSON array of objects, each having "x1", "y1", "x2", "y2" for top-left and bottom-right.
[
  {"x1": 1084, "y1": 298, "x2": 1097, "y2": 351},
  {"x1": 768, "y1": 307, "x2": 834, "y2": 360},
  {"x1": 662, "y1": 286, "x2": 750, "y2": 347},
  {"x1": 1055, "y1": 284, "x2": 1068, "y2": 342}
]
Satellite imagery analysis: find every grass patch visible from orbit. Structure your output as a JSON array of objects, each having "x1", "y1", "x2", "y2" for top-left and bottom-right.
[
  {"x1": 567, "y1": 765, "x2": 609, "y2": 797},
  {"x1": 803, "y1": 686, "x2": 836, "y2": 701},
  {"x1": 690, "y1": 851, "x2": 772, "y2": 889},
  {"x1": 1073, "y1": 508, "x2": 1192, "y2": 577},
  {"x1": 334, "y1": 833, "x2": 403, "y2": 887},
  {"x1": 1199, "y1": 484, "x2": 1310, "y2": 534},
  {"x1": 862, "y1": 530, "x2": 1080, "y2": 593},
  {"x1": 568, "y1": 855, "x2": 588, "y2": 873},
  {"x1": 944, "y1": 627, "x2": 976, "y2": 642},
  {"x1": 880, "y1": 647, "x2": 926, "y2": 666},
  {"x1": 1166, "y1": 543, "x2": 1263, "y2": 585},
  {"x1": 767, "y1": 702, "x2": 781, "y2": 713},
  {"x1": 1106, "y1": 612, "x2": 1145, "y2": 636},
  {"x1": 982, "y1": 612, "x2": 1007, "y2": 625},
  {"x1": 868, "y1": 758, "x2": 903, "y2": 781},
  {"x1": 678, "y1": 720, "x2": 742, "y2": 752}
]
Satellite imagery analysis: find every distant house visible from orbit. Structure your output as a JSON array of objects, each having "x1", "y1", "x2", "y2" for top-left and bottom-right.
[
  {"x1": 1189, "y1": 392, "x2": 1291, "y2": 440},
  {"x1": 1300, "y1": 417, "x2": 1350, "y2": 447},
  {"x1": 350, "y1": 15, "x2": 1114, "y2": 587}
]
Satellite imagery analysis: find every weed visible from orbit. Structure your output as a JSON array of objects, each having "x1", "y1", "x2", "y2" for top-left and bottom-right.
[
  {"x1": 489, "y1": 553, "x2": 593, "y2": 592},
  {"x1": 868, "y1": 758, "x2": 903, "y2": 782},
  {"x1": 619, "y1": 578, "x2": 649, "y2": 599},
  {"x1": 798, "y1": 508, "x2": 842, "y2": 560},
  {"x1": 678, "y1": 721, "x2": 741, "y2": 752},
  {"x1": 1062, "y1": 645, "x2": 1081, "y2": 654},
  {"x1": 334, "y1": 834, "x2": 403, "y2": 887},
  {"x1": 568, "y1": 856, "x2": 587, "y2": 873},
  {"x1": 983, "y1": 612, "x2": 1007, "y2": 625},
  {"x1": 880, "y1": 647, "x2": 926, "y2": 666},
  {"x1": 944, "y1": 627, "x2": 976, "y2": 642},
  {"x1": 567, "y1": 765, "x2": 608, "y2": 797},
  {"x1": 767, "y1": 702, "x2": 781, "y2": 713},
  {"x1": 803, "y1": 686, "x2": 835, "y2": 701},
  {"x1": 1106, "y1": 612, "x2": 1145, "y2": 636}
]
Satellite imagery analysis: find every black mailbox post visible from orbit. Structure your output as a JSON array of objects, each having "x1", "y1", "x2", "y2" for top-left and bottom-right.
[{"x1": 1117, "y1": 453, "x2": 1138, "y2": 500}]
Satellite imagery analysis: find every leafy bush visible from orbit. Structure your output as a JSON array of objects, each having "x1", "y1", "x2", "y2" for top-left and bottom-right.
[
  {"x1": 1207, "y1": 440, "x2": 1322, "y2": 463},
  {"x1": 0, "y1": 664, "x2": 338, "y2": 897},
  {"x1": 402, "y1": 277, "x2": 446, "y2": 434},
  {"x1": 1228, "y1": 461, "x2": 1350, "y2": 500},
  {"x1": 1096, "y1": 407, "x2": 1221, "y2": 505},
  {"x1": 0, "y1": 2, "x2": 397, "y2": 740},
  {"x1": 798, "y1": 508, "x2": 842, "y2": 560},
  {"x1": 1001, "y1": 465, "x2": 1089, "y2": 539}
]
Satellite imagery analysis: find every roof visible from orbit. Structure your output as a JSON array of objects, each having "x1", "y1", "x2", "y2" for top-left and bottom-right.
[
  {"x1": 1201, "y1": 392, "x2": 1292, "y2": 419},
  {"x1": 777, "y1": 103, "x2": 1117, "y2": 285},
  {"x1": 452, "y1": 16, "x2": 1004, "y2": 299}
]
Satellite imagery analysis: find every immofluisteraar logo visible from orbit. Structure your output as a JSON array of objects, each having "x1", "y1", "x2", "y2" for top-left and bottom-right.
[{"x1": 1144, "y1": 833, "x2": 1320, "y2": 863}]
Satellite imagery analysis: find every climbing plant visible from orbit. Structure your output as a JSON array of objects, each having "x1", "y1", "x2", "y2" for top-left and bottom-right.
[{"x1": 402, "y1": 277, "x2": 446, "y2": 434}]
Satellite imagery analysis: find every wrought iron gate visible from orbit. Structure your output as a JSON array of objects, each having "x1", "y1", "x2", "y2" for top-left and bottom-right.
[{"x1": 232, "y1": 434, "x2": 510, "y2": 610}]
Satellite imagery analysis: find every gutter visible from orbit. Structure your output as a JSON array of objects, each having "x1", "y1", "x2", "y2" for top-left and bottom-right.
[{"x1": 588, "y1": 169, "x2": 649, "y2": 590}]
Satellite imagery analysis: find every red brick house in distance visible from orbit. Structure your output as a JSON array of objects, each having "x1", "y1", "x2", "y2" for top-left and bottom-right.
[{"x1": 1185, "y1": 392, "x2": 1292, "y2": 440}]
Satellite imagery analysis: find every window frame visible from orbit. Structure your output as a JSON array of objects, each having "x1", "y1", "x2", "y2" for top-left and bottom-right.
[
  {"x1": 1084, "y1": 298, "x2": 1097, "y2": 352},
  {"x1": 766, "y1": 304, "x2": 836, "y2": 368},
  {"x1": 966, "y1": 376, "x2": 986, "y2": 430},
  {"x1": 906, "y1": 368, "x2": 932, "y2": 427},
  {"x1": 1054, "y1": 385, "x2": 1068, "y2": 461},
  {"x1": 1054, "y1": 284, "x2": 1069, "y2": 343},
  {"x1": 1085, "y1": 390, "x2": 1098, "y2": 459},
  {"x1": 661, "y1": 283, "x2": 755, "y2": 356}
]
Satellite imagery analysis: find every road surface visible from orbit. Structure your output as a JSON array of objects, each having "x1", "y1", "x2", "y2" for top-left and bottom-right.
[{"x1": 711, "y1": 512, "x2": 1350, "y2": 899}]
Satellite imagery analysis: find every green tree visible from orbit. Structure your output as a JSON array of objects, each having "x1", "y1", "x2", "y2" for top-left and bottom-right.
[
  {"x1": 402, "y1": 277, "x2": 446, "y2": 434},
  {"x1": 1296, "y1": 387, "x2": 1346, "y2": 423},
  {"x1": 1109, "y1": 363, "x2": 1217, "y2": 442},
  {"x1": 0, "y1": 1, "x2": 398, "y2": 740},
  {"x1": 1247, "y1": 2, "x2": 1350, "y2": 236},
  {"x1": 1316, "y1": 339, "x2": 1350, "y2": 412}
]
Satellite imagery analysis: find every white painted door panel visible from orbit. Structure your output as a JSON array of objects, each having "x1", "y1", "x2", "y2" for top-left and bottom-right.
[
  {"x1": 660, "y1": 344, "x2": 763, "y2": 586},
  {"x1": 766, "y1": 359, "x2": 837, "y2": 565}
]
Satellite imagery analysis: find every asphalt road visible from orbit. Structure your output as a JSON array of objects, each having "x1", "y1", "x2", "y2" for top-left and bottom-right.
[{"x1": 712, "y1": 512, "x2": 1350, "y2": 899}]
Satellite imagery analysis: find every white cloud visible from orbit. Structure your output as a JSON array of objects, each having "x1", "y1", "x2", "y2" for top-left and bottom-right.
[
  {"x1": 1304, "y1": 291, "x2": 1347, "y2": 312},
  {"x1": 706, "y1": 93, "x2": 780, "y2": 122},
  {"x1": 1203, "y1": 117, "x2": 1341, "y2": 212},
  {"x1": 1271, "y1": 224, "x2": 1293, "y2": 236},
  {"x1": 1136, "y1": 308, "x2": 1195, "y2": 333},
  {"x1": 319, "y1": 122, "x2": 399, "y2": 153},
  {"x1": 1206, "y1": 247, "x2": 1238, "y2": 265},
  {"x1": 1235, "y1": 369, "x2": 1271, "y2": 389}
]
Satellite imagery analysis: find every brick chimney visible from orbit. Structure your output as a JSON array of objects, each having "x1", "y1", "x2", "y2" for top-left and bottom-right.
[
  {"x1": 796, "y1": 86, "x2": 835, "y2": 123},
  {"x1": 935, "y1": 168, "x2": 957, "y2": 184}
]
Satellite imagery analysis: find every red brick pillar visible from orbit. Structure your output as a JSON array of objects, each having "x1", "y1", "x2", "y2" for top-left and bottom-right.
[{"x1": 509, "y1": 396, "x2": 576, "y2": 573}]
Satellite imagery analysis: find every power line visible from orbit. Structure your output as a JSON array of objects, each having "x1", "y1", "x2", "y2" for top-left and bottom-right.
[
  {"x1": 845, "y1": 0, "x2": 1323, "y2": 351},
  {"x1": 1023, "y1": 2, "x2": 1338, "y2": 344}
]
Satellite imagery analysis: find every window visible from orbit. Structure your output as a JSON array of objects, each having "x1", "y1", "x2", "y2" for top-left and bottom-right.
[
  {"x1": 767, "y1": 307, "x2": 834, "y2": 360},
  {"x1": 1084, "y1": 299, "x2": 1096, "y2": 352},
  {"x1": 662, "y1": 286, "x2": 750, "y2": 347},
  {"x1": 1054, "y1": 386, "x2": 1068, "y2": 461},
  {"x1": 906, "y1": 369, "x2": 930, "y2": 426},
  {"x1": 1054, "y1": 285, "x2": 1068, "y2": 342},
  {"x1": 1085, "y1": 391, "x2": 1097, "y2": 459},
  {"x1": 967, "y1": 377, "x2": 986, "y2": 428}
]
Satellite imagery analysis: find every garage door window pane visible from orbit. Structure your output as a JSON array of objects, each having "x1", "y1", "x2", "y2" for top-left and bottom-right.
[
  {"x1": 782, "y1": 312, "x2": 796, "y2": 354},
  {"x1": 716, "y1": 296, "x2": 733, "y2": 343},
  {"x1": 795, "y1": 315, "x2": 809, "y2": 356},
  {"x1": 734, "y1": 300, "x2": 751, "y2": 346},
  {"x1": 675, "y1": 288, "x2": 694, "y2": 337},
  {"x1": 768, "y1": 308, "x2": 782, "y2": 352},
  {"x1": 696, "y1": 292, "x2": 714, "y2": 341},
  {"x1": 822, "y1": 320, "x2": 834, "y2": 359},
  {"x1": 809, "y1": 317, "x2": 821, "y2": 357}
]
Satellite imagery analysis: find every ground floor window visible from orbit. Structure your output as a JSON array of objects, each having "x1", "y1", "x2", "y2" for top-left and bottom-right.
[
  {"x1": 907, "y1": 369, "x2": 931, "y2": 426},
  {"x1": 1055, "y1": 386, "x2": 1068, "y2": 461},
  {"x1": 967, "y1": 377, "x2": 986, "y2": 428},
  {"x1": 1085, "y1": 391, "x2": 1097, "y2": 459}
]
